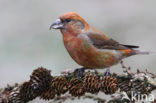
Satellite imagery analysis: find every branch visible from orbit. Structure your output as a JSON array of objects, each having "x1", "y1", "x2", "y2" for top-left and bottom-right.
[{"x1": 0, "y1": 62, "x2": 155, "y2": 103}]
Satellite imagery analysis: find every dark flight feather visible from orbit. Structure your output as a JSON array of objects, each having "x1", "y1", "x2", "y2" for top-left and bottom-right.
[{"x1": 87, "y1": 33, "x2": 139, "y2": 50}]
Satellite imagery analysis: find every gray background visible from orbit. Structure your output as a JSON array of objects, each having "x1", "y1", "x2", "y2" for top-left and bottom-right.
[{"x1": 0, "y1": 0, "x2": 156, "y2": 103}]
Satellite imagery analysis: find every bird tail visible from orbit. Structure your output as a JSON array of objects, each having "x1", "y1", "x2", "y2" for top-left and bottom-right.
[{"x1": 135, "y1": 50, "x2": 153, "y2": 55}]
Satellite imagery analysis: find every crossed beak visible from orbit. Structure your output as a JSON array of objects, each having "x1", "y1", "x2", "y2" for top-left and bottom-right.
[{"x1": 49, "y1": 19, "x2": 64, "y2": 30}]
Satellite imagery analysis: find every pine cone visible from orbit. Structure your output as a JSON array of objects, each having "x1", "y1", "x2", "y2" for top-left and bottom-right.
[
  {"x1": 29, "y1": 67, "x2": 52, "y2": 94},
  {"x1": 19, "y1": 81, "x2": 37, "y2": 102},
  {"x1": 9, "y1": 82, "x2": 32, "y2": 103},
  {"x1": 118, "y1": 78, "x2": 153, "y2": 94},
  {"x1": 69, "y1": 78, "x2": 85, "y2": 97},
  {"x1": 50, "y1": 76, "x2": 68, "y2": 95},
  {"x1": 1, "y1": 84, "x2": 19, "y2": 103},
  {"x1": 9, "y1": 87, "x2": 21, "y2": 103},
  {"x1": 83, "y1": 73, "x2": 100, "y2": 94},
  {"x1": 100, "y1": 76, "x2": 118, "y2": 94},
  {"x1": 39, "y1": 89, "x2": 55, "y2": 100},
  {"x1": 117, "y1": 77, "x2": 131, "y2": 92}
]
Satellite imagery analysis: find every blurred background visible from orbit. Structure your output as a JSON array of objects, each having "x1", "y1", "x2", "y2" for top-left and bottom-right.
[{"x1": 0, "y1": 0, "x2": 156, "y2": 103}]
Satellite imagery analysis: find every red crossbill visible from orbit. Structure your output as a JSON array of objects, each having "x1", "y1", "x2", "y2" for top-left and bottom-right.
[{"x1": 50, "y1": 12, "x2": 149, "y2": 69}]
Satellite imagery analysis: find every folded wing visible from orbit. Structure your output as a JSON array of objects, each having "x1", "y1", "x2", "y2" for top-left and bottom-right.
[{"x1": 86, "y1": 32, "x2": 139, "y2": 50}]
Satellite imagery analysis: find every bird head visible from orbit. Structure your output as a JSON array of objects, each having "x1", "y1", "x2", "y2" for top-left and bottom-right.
[{"x1": 50, "y1": 12, "x2": 89, "y2": 34}]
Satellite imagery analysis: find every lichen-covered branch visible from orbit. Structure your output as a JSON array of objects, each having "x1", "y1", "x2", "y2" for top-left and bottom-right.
[{"x1": 0, "y1": 62, "x2": 155, "y2": 103}]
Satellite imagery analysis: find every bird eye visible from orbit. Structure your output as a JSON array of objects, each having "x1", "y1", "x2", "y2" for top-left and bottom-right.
[{"x1": 65, "y1": 18, "x2": 71, "y2": 22}]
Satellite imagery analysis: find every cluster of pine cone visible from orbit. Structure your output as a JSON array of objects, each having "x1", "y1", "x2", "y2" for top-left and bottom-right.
[
  {"x1": 117, "y1": 76, "x2": 154, "y2": 95},
  {"x1": 40, "y1": 71, "x2": 118, "y2": 100},
  {"x1": 0, "y1": 67, "x2": 155, "y2": 103},
  {"x1": 9, "y1": 67, "x2": 52, "y2": 103},
  {"x1": 6, "y1": 67, "x2": 118, "y2": 103}
]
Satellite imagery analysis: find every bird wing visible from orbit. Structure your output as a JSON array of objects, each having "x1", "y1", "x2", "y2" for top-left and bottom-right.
[{"x1": 86, "y1": 32, "x2": 139, "y2": 50}]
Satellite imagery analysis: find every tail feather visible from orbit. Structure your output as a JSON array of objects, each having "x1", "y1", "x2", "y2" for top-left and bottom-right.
[{"x1": 135, "y1": 50, "x2": 152, "y2": 55}]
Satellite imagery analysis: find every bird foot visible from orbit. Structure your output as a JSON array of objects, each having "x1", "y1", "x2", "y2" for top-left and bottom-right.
[
  {"x1": 74, "y1": 67, "x2": 85, "y2": 79},
  {"x1": 104, "y1": 68, "x2": 111, "y2": 76}
]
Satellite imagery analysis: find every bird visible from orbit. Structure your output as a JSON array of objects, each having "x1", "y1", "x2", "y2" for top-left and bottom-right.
[{"x1": 50, "y1": 12, "x2": 149, "y2": 75}]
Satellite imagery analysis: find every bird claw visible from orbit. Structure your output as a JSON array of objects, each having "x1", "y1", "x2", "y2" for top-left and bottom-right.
[
  {"x1": 104, "y1": 68, "x2": 111, "y2": 76},
  {"x1": 74, "y1": 67, "x2": 85, "y2": 79}
]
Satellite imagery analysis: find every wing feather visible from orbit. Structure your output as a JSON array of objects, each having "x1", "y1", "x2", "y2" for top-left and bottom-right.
[{"x1": 86, "y1": 32, "x2": 139, "y2": 50}]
